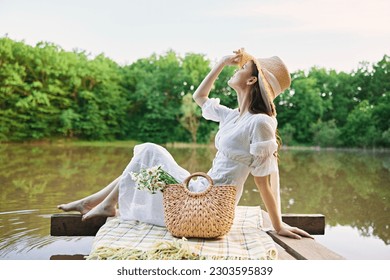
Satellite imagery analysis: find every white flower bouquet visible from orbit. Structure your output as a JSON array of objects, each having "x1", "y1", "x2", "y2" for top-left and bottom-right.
[{"x1": 130, "y1": 165, "x2": 179, "y2": 194}]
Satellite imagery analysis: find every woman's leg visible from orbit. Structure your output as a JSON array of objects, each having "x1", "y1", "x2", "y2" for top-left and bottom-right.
[
  {"x1": 81, "y1": 184, "x2": 119, "y2": 221},
  {"x1": 118, "y1": 143, "x2": 190, "y2": 226},
  {"x1": 58, "y1": 143, "x2": 190, "y2": 224},
  {"x1": 57, "y1": 175, "x2": 121, "y2": 215}
]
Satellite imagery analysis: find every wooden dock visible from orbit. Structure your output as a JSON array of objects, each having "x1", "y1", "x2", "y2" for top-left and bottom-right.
[
  {"x1": 50, "y1": 212, "x2": 344, "y2": 260},
  {"x1": 261, "y1": 211, "x2": 343, "y2": 260}
]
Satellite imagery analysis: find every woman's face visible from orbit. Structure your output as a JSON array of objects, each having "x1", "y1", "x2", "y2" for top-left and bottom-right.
[{"x1": 228, "y1": 60, "x2": 255, "y2": 90}]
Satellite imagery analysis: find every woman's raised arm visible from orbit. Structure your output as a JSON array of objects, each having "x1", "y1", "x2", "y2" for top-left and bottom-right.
[{"x1": 193, "y1": 54, "x2": 241, "y2": 107}]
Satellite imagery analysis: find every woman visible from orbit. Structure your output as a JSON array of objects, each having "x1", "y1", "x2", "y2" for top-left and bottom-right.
[{"x1": 58, "y1": 49, "x2": 312, "y2": 240}]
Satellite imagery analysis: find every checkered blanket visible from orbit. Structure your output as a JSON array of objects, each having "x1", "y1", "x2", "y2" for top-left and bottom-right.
[{"x1": 87, "y1": 206, "x2": 277, "y2": 260}]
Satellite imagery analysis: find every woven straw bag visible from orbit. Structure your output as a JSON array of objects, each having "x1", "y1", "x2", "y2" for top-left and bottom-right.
[{"x1": 163, "y1": 172, "x2": 237, "y2": 239}]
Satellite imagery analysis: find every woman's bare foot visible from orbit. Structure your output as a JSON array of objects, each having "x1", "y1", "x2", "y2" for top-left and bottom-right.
[
  {"x1": 57, "y1": 199, "x2": 94, "y2": 215},
  {"x1": 81, "y1": 203, "x2": 117, "y2": 221}
]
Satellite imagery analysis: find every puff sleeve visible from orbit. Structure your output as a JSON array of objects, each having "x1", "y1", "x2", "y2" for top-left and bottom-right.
[
  {"x1": 249, "y1": 119, "x2": 278, "y2": 177},
  {"x1": 201, "y1": 98, "x2": 234, "y2": 123}
]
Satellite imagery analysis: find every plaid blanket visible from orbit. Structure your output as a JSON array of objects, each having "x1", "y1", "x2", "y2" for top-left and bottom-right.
[{"x1": 87, "y1": 206, "x2": 277, "y2": 260}]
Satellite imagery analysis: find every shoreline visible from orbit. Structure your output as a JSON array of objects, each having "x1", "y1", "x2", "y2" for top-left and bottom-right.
[
  {"x1": 279, "y1": 145, "x2": 390, "y2": 153},
  {"x1": 1, "y1": 139, "x2": 389, "y2": 153}
]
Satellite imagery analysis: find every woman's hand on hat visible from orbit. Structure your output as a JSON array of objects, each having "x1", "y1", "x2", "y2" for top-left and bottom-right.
[
  {"x1": 220, "y1": 54, "x2": 241, "y2": 67},
  {"x1": 277, "y1": 225, "x2": 314, "y2": 240}
]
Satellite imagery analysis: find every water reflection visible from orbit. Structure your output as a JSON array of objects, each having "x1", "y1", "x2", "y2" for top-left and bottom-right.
[
  {"x1": 0, "y1": 144, "x2": 133, "y2": 259},
  {"x1": 277, "y1": 150, "x2": 390, "y2": 246},
  {"x1": 0, "y1": 144, "x2": 389, "y2": 259}
]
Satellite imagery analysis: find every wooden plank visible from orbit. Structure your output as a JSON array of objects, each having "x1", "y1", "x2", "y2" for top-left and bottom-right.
[
  {"x1": 50, "y1": 214, "x2": 107, "y2": 236},
  {"x1": 50, "y1": 254, "x2": 86, "y2": 260},
  {"x1": 50, "y1": 212, "x2": 325, "y2": 236},
  {"x1": 274, "y1": 243, "x2": 296, "y2": 260},
  {"x1": 262, "y1": 211, "x2": 344, "y2": 260},
  {"x1": 267, "y1": 231, "x2": 345, "y2": 260},
  {"x1": 282, "y1": 214, "x2": 325, "y2": 235}
]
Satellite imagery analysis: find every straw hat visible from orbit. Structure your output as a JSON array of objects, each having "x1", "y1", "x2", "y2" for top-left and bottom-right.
[{"x1": 235, "y1": 48, "x2": 291, "y2": 104}]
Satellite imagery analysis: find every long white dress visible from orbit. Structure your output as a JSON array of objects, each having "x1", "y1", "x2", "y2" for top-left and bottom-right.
[{"x1": 118, "y1": 98, "x2": 281, "y2": 226}]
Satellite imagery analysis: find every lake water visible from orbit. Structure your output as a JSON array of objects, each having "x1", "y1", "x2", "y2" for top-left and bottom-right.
[{"x1": 0, "y1": 143, "x2": 389, "y2": 260}]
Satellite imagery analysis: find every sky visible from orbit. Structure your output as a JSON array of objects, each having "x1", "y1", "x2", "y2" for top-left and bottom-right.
[{"x1": 0, "y1": 0, "x2": 389, "y2": 72}]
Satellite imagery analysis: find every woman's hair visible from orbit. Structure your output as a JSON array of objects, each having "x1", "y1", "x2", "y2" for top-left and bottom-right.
[
  {"x1": 248, "y1": 63, "x2": 275, "y2": 116},
  {"x1": 248, "y1": 61, "x2": 282, "y2": 156}
]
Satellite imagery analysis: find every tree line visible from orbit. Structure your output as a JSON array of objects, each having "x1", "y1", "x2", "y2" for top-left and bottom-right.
[{"x1": 0, "y1": 37, "x2": 389, "y2": 147}]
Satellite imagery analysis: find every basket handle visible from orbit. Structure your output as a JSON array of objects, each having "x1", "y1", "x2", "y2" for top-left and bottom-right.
[{"x1": 183, "y1": 172, "x2": 214, "y2": 187}]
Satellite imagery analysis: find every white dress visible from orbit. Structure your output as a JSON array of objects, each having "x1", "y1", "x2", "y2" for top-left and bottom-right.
[{"x1": 118, "y1": 98, "x2": 281, "y2": 226}]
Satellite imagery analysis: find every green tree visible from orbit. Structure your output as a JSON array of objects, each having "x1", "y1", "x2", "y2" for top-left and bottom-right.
[
  {"x1": 1, "y1": 37, "x2": 389, "y2": 147},
  {"x1": 0, "y1": 37, "x2": 129, "y2": 141},
  {"x1": 278, "y1": 123, "x2": 296, "y2": 146},
  {"x1": 343, "y1": 100, "x2": 381, "y2": 147},
  {"x1": 121, "y1": 51, "x2": 186, "y2": 143},
  {"x1": 311, "y1": 119, "x2": 342, "y2": 147},
  {"x1": 179, "y1": 93, "x2": 201, "y2": 143},
  {"x1": 277, "y1": 72, "x2": 324, "y2": 144}
]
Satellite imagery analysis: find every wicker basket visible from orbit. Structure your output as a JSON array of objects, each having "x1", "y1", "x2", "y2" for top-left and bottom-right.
[{"x1": 163, "y1": 172, "x2": 237, "y2": 239}]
